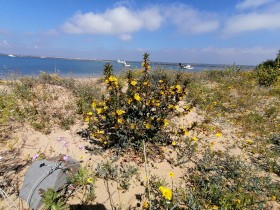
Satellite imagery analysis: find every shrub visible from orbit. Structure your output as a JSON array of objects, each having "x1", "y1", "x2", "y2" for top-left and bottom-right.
[
  {"x1": 256, "y1": 50, "x2": 280, "y2": 86},
  {"x1": 85, "y1": 53, "x2": 190, "y2": 149}
]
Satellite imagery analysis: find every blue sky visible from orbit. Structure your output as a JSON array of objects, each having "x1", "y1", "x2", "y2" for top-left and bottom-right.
[{"x1": 0, "y1": 0, "x2": 280, "y2": 65}]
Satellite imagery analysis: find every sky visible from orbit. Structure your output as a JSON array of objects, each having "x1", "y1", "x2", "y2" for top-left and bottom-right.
[{"x1": 0, "y1": 0, "x2": 280, "y2": 65}]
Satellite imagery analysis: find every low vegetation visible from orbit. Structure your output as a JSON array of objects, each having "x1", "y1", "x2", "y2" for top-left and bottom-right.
[{"x1": 0, "y1": 53, "x2": 279, "y2": 209}]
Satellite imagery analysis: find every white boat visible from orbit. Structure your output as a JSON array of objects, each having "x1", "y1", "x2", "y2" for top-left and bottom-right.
[
  {"x1": 179, "y1": 63, "x2": 193, "y2": 70},
  {"x1": 123, "y1": 61, "x2": 130, "y2": 67},
  {"x1": 117, "y1": 59, "x2": 126, "y2": 64},
  {"x1": 8, "y1": 54, "x2": 16, "y2": 57}
]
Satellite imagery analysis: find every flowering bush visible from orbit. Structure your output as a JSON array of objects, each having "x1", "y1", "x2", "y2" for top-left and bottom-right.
[{"x1": 85, "y1": 53, "x2": 190, "y2": 149}]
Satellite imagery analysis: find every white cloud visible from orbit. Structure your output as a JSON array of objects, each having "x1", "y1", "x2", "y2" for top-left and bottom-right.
[
  {"x1": 236, "y1": 0, "x2": 275, "y2": 10},
  {"x1": 163, "y1": 4, "x2": 219, "y2": 34},
  {"x1": 61, "y1": 6, "x2": 163, "y2": 40},
  {"x1": 61, "y1": 4, "x2": 220, "y2": 40},
  {"x1": 223, "y1": 12, "x2": 280, "y2": 34}
]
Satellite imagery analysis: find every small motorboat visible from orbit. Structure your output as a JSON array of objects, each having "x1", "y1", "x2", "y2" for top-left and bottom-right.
[
  {"x1": 179, "y1": 63, "x2": 193, "y2": 70},
  {"x1": 8, "y1": 54, "x2": 16, "y2": 57},
  {"x1": 117, "y1": 59, "x2": 126, "y2": 64},
  {"x1": 123, "y1": 61, "x2": 130, "y2": 67}
]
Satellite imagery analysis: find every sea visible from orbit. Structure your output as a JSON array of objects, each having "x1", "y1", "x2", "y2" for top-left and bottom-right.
[{"x1": 0, "y1": 54, "x2": 255, "y2": 78}]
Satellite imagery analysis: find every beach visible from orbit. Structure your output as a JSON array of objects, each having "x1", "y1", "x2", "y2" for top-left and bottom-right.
[{"x1": 0, "y1": 69, "x2": 279, "y2": 210}]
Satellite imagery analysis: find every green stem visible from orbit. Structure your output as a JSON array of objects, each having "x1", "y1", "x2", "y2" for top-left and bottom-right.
[{"x1": 143, "y1": 140, "x2": 152, "y2": 210}]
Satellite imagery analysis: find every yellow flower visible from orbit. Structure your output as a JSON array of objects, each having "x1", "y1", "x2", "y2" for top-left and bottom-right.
[
  {"x1": 84, "y1": 116, "x2": 90, "y2": 122},
  {"x1": 104, "y1": 141, "x2": 107, "y2": 145},
  {"x1": 105, "y1": 79, "x2": 109, "y2": 84},
  {"x1": 116, "y1": 109, "x2": 125, "y2": 116},
  {"x1": 96, "y1": 130, "x2": 104, "y2": 134},
  {"x1": 146, "y1": 100, "x2": 150, "y2": 106},
  {"x1": 130, "y1": 80, "x2": 137, "y2": 86},
  {"x1": 87, "y1": 111, "x2": 93, "y2": 116},
  {"x1": 145, "y1": 123, "x2": 151, "y2": 129},
  {"x1": 108, "y1": 75, "x2": 118, "y2": 82},
  {"x1": 80, "y1": 155, "x2": 84, "y2": 159},
  {"x1": 192, "y1": 137, "x2": 198, "y2": 141},
  {"x1": 91, "y1": 102, "x2": 96, "y2": 108},
  {"x1": 130, "y1": 124, "x2": 136, "y2": 129},
  {"x1": 159, "y1": 91, "x2": 164, "y2": 95},
  {"x1": 210, "y1": 141, "x2": 216, "y2": 146},
  {"x1": 143, "y1": 201, "x2": 149, "y2": 209},
  {"x1": 117, "y1": 118, "x2": 123, "y2": 124},
  {"x1": 163, "y1": 119, "x2": 168, "y2": 126},
  {"x1": 101, "y1": 115, "x2": 106, "y2": 120},
  {"x1": 159, "y1": 80, "x2": 163, "y2": 83},
  {"x1": 168, "y1": 172, "x2": 175, "y2": 178},
  {"x1": 172, "y1": 141, "x2": 176, "y2": 146},
  {"x1": 127, "y1": 98, "x2": 133, "y2": 104},
  {"x1": 175, "y1": 84, "x2": 181, "y2": 90},
  {"x1": 184, "y1": 130, "x2": 189, "y2": 136},
  {"x1": 96, "y1": 108, "x2": 103, "y2": 114},
  {"x1": 87, "y1": 177, "x2": 94, "y2": 184},
  {"x1": 271, "y1": 195, "x2": 277, "y2": 201},
  {"x1": 134, "y1": 93, "x2": 141, "y2": 101},
  {"x1": 183, "y1": 105, "x2": 190, "y2": 110},
  {"x1": 141, "y1": 62, "x2": 145, "y2": 67},
  {"x1": 155, "y1": 102, "x2": 160, "y2": 107},
  {"x1": 143, "y1": 81, "x2": 148, "y2": 86},
  {"x1": 168, "y1": 104, "x2": 174, "y2": 109},
  {"x1": 215, "y1": 132, "x2": 222, "y2": 137},
  {"x1": 159, "y1": 186, "x2": 172, "y2": 200},
  {"x1": 246, "y1": 139, "x2": 253, "y2": 144}
]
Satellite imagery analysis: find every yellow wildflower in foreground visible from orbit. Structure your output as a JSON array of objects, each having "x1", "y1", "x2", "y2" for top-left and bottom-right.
[
  {"x1": 215, "y1": 132, "x2": 222, "y2": 137},
  {"x1": 116, "y1": 109, "x2": 125, "y2": 116},
  {"x1": 246, "y1": 139, "x2": 253, "y2": 144},
  {"x1": 168, "y1": 172, "x2": 175, "y2": 178},
  {"x1": 84, "y1": 116, "x2": 90, "y2": 122},
  {"x1": 134, "y1": 93, "x2": 141, "y2": 101},
  {"x1": 163, "y1": 119, "x2": 168, "y2": 126},
  {"x1": 159, "y1": 186, "x2": 172, "y2": 200},
  {"x1": 87, "y1": 177, "x2": 94, "y2": 184},
  {"x1": 96, "y1": 108, "x2": 103, "y2": 114},
  {"x1": 108, "y1": 75, "x2": 118, "y2": 82},
  {"x1": 91, "y1": 102, "x2": 96, "y2": 108},
  {"x1": 130, "y1": 80, "x2": 137, "y2": 86},
  {"x1": 172, "y1": 141, "x2": 176, "y2": 146},
  {"x1": 168, "y1": 104, "x2": 174, "y2": 109},
  {"x1": 271, "y1": 195, "x2": 277, "y2": 201},
  {"x1": 192, "y1": 137, "x2": 198, "y2": 141},
  {"x1": 145, "y1": 123, "x2": 151, "y2": 129},
  {"x1": 143, "y1": 201, "x2": 149, "y2": 209},
  {"x1": 96, "y1": 130, "x2": 104, "y2": 134}
]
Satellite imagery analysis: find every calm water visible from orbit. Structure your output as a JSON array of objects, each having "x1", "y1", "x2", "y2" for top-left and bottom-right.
[{"x1": 0, "y1": 55, "x2": 255, "y2": 78}]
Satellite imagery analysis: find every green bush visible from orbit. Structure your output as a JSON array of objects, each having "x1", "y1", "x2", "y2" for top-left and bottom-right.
[
  {"x1": 85, "y1": 53, "x2": 190, "y2": 149},
  {"x1": 256, "y1": 50, "x2": 280, "y2": 86}
]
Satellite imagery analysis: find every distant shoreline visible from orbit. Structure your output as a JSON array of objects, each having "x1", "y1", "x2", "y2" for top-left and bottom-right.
[{"x1": 0, "y1": 53, "x2": 256, "y2": 68}]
